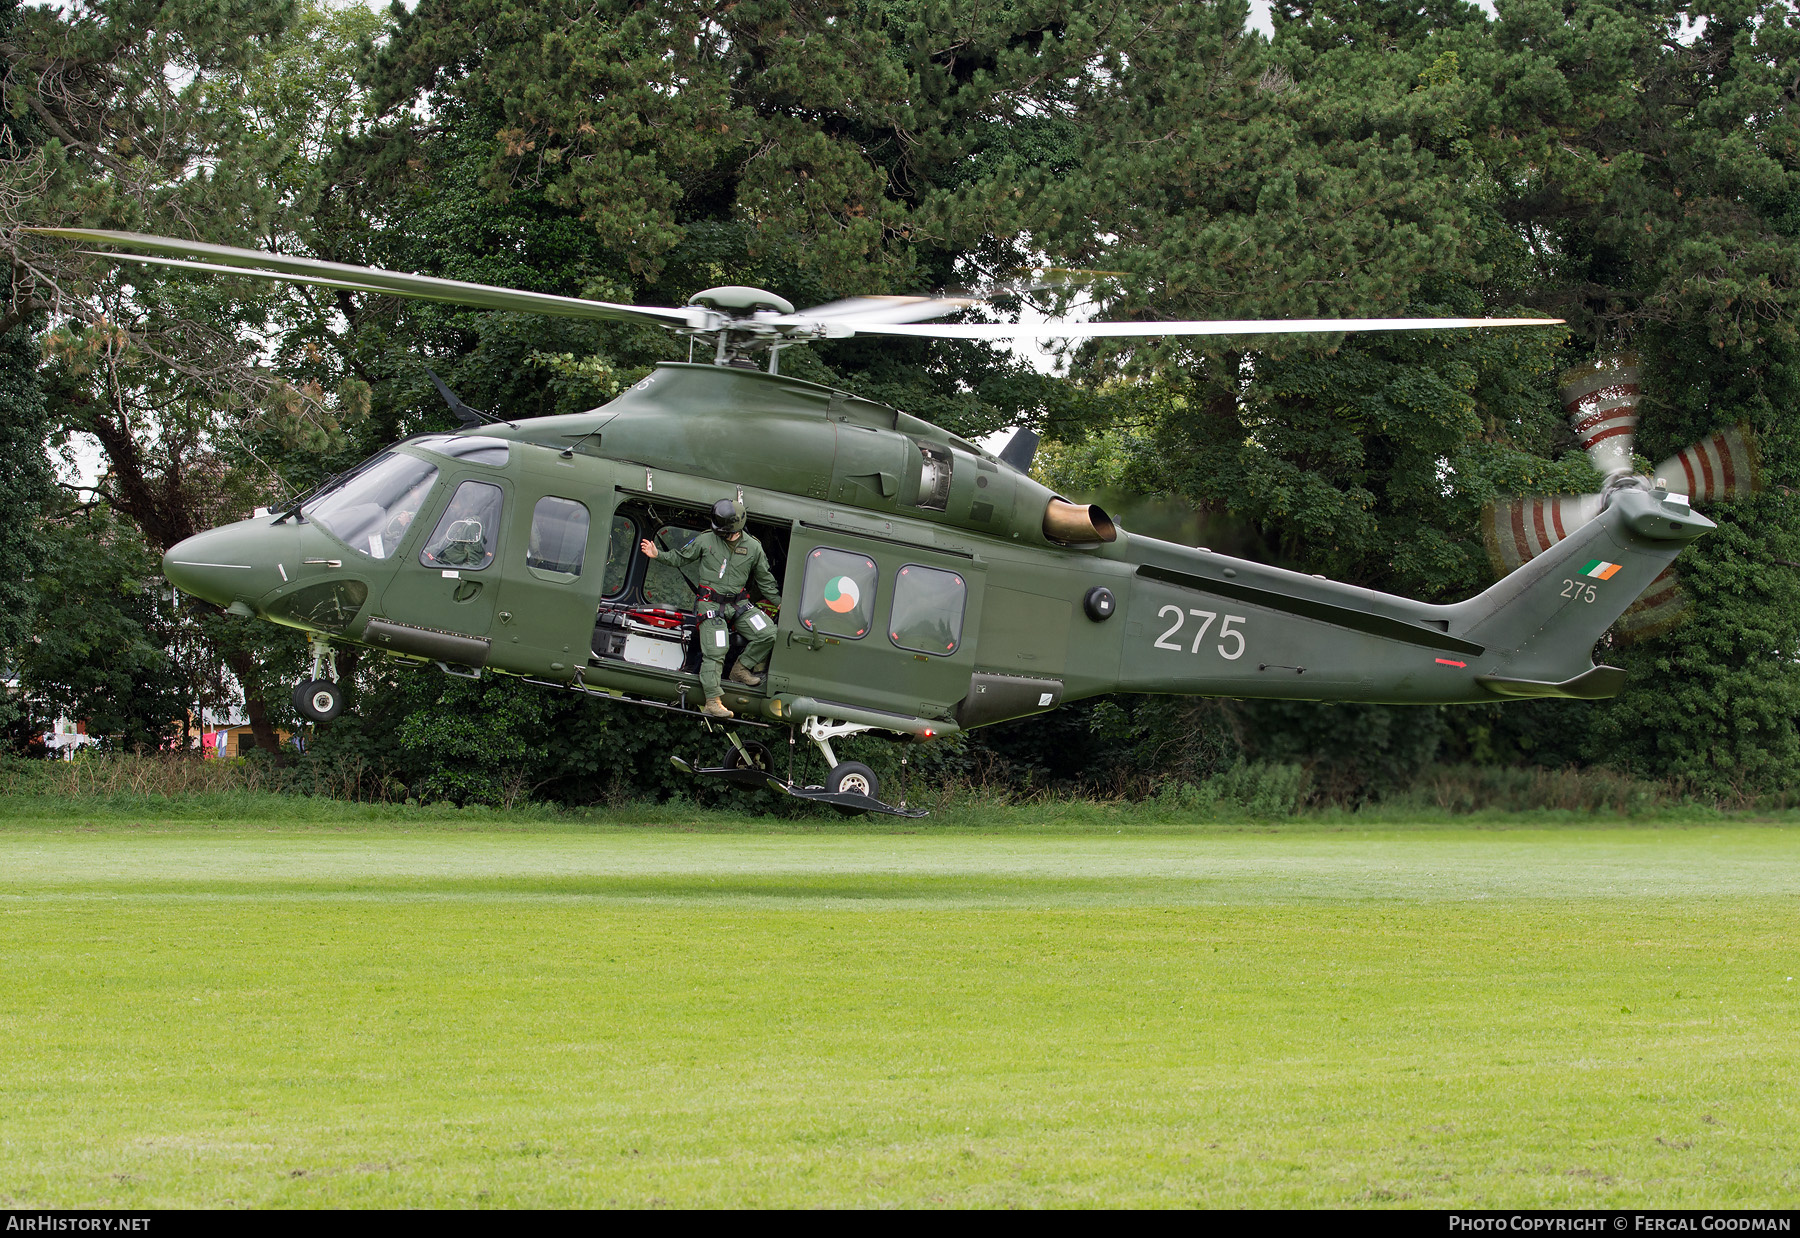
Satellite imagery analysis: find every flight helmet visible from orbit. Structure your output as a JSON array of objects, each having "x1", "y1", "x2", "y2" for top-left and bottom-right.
[{"x1": 710, "y1": 498, "x2": 747, "y2": 535}]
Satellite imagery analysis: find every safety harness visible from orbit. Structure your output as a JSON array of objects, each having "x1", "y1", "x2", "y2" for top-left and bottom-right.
[{"x1": 694, "y1": 584, "x2": 750, "y2": 620}]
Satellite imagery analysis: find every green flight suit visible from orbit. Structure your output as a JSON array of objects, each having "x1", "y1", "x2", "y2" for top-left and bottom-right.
[{"x1": 661, "y1": 529, "x2": 783, "y2": 699}]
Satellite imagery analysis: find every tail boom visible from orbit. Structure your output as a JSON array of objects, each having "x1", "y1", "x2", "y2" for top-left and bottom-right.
[{"x1": 1109, "y1": 487, "x2": 1709, "y2": 705}]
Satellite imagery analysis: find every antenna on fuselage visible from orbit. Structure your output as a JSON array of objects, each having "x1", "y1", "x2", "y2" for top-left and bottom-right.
[
  {"x1": 998, "y1": 428, "x2": 1040, "y2": 473},
  {"x1": 424, "y1": 366, "x2": 514, "y2": 430}
]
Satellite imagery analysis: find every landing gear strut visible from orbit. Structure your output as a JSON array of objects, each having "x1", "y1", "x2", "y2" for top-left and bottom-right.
[
  {"x1": 669, "y1": 714, "x2": 924, "y2": 817},
  {"x1": 800, "y1": 716, "x2": 881, "y2": 815},
  {"x1": 293, "y1": 635, "x2": 344, "y2": 724}
]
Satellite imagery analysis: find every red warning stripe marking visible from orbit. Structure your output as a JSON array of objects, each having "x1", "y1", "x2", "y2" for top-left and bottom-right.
[
  {"x1": 1581, "y1": 424, "x2": 1637, "y2": 447},
  {"x1": 1571, "y1": 408, "x2": 1636, "y2": 434},
  {"x1": 1563, "y1": 390, "x2": 1641, "y2": 418},
  {"x1": 1713, "y1": 432, "x2": 1735, "y2": 493},
  {"x1": 1435, "y1": 658, "x2": 1467, "y2": 668}
]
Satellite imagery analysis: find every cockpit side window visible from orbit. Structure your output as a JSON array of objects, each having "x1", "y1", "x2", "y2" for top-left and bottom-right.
[
  {"x1": 307, "y1": 452, "x2": 439, "y2": 560},
  {"x1": 420, "y1": 480, "x2": 504, "y2": 571}
]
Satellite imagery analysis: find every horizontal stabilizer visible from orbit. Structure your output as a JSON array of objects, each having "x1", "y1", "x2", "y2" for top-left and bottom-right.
[{"x1": 1476, "y1": 666, "x2": 1628, "y2": 700}]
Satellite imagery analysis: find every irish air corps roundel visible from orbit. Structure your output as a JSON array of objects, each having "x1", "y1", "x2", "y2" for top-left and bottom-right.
[
  {"x1": 1581, "y1": 560, "x2": 1623, "y2": 580},
  {"x1": 823, "y1": 576, "x2": 861, "y2": 613}
]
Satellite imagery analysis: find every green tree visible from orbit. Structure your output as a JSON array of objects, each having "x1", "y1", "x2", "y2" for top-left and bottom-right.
[
  {"x1": 1023, "y1": 0, "x2": 1800, "y2": 797},
  {"x1": 1451, "y1": 0, "x2": 1800, "y2": 794},
  {"x1": 17, "y1": 508, "x2": 187, "y2": 748},
  {"x1": 4, "y1": 0, "x2": 381, "y2": 751},
  {"x1": 0, "y1": 324, "x2": 52, "y2": 734}
]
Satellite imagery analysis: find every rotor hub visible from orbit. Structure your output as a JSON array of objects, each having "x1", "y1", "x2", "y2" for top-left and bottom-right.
[{"x1": 686, "y1": 286, "x2": 795, "y2": 315}]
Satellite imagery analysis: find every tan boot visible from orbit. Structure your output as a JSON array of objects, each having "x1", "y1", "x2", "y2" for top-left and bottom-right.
[
  {"x1": 727, "y1": 662, "x2": 764, "y2": 687},
  {"x1": 700, "y1": 698, "x2": 734, "y2": 718}
]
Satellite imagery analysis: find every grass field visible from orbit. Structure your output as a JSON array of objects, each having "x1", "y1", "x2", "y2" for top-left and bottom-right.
[{"x1": 2, "y1": 802, "x2": 1796, "y2": 1207}]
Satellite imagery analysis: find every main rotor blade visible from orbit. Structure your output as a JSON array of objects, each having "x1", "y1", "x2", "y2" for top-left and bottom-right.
[
  {"x1": 31, "y1": 227, "x2": 707, "y2": 329},
  {"x1": 794, "y1": 294, "x2": 979, "y2": 325},
  {"x1": 849, "y1": 316, "x2": 1564, "y2": 340},
  {"x1": 88, "y1": 252, "x2": 422, "y2": 299}
]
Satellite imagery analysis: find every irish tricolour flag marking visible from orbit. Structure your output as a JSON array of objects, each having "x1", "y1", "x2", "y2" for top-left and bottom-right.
[{"x1": 1581, "y1": 560, "x2": 1623, "y2": 580}]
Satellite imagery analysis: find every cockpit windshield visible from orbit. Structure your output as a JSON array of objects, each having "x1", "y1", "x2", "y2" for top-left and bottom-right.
[{"x1": 307, "y1": 452, "x2": 439, "y2": 559}]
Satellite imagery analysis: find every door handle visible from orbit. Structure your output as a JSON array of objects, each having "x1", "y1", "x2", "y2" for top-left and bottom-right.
[
  {"x1": 453, "y1": 580, "x2": 483, "y2": 603},
  {"x1": 787, "y1": 630, "x2": 827, "y2": 651}
]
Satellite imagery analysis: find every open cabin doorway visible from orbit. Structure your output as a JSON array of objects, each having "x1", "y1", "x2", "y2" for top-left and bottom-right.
[{"x1": 588, "y1": 495, "x2": 792, "y2": 684}]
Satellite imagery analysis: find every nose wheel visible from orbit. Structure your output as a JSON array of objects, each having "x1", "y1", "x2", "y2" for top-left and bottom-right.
[
  {"x1": 293, "y1": 679, "x2": 344, "y2": 723},
  {"x1": 294, "y1": 635, "x2": 344, "y2": 723}
]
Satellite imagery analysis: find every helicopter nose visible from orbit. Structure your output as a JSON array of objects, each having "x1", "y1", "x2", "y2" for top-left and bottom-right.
[{"x1": 163, "y1": 521, "x2": 288, "y2": 608}]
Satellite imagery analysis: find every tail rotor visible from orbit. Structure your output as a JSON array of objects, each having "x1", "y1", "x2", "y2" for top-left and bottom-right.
[{"x1": 1480, "y1": 353, "x2": 1759, "y2": 641}]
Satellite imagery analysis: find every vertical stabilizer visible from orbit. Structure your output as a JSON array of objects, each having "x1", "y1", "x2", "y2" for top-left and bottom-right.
[{"x1": 1450, "y1": 487, "x2": 1711, "y2": 696}]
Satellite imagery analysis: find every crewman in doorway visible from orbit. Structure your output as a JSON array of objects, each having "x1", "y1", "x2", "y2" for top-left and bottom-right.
[{"x1": 640, "y1": 498, "x2": 782, "y2": 718}]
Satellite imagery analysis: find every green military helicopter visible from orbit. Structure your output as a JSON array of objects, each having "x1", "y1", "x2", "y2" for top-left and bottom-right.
[{"x1": 33, "y1": 228, "x2": 1713, "y2": 816}]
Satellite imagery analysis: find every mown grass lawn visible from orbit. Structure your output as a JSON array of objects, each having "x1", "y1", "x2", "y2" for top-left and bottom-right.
[{"x1": 1, "y1": 809, "x2": 1796, "y2": 1207}]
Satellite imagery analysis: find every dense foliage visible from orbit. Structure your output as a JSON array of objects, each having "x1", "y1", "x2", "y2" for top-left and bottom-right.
[{"x1": 6, "y1": 0, "x2": 1800, "y2": 802}]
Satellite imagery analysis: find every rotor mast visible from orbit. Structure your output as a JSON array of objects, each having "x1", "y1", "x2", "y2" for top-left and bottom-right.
[{"x1": 683, "y1": 286, "x2": 813, "y2": 372}]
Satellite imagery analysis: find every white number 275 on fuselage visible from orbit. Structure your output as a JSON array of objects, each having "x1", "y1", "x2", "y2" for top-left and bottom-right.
[{"x1": 1153, "y1": 606, "x2": 1248, "y2": 660}]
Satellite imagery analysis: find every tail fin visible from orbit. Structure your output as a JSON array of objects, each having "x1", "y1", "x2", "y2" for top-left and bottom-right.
[{"x1": 1448, "y1": 487, "x2": 1711, "y2": 698}]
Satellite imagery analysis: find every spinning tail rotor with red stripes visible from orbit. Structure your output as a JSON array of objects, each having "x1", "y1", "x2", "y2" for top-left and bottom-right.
[{"x1": 1483, "y1": 353, "x2": 1760, "y2": 639}]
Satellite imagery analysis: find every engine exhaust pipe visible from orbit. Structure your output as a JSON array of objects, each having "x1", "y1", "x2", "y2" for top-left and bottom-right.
[{"x1": 1043, "y1": 499, "x2": 1117, "y2": 544}]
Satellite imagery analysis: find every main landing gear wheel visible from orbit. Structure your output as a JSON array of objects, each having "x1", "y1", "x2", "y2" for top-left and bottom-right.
[
  {"x1": 293, "y1": 678, "x2": 344, "y2": 723},
  {"x1": 827, "y1": 761, "x2": 879, "y2": 816},
  {"x1": 727, "y1": 740, "x2": 775, "y2": 773}
]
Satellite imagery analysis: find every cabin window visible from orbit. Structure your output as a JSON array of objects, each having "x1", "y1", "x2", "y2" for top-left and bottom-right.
[
  {"x1": 307, "y1": 452, "x2": 438, "y2": 559},
  {"x1": 526, "y1": 497, "x2": 590, "y2": 578},
  {"x1": 913, "y1": 441, "x2": 952, "y2": 511},
  {"x1": 888, "y1": 564, "x2": 966, "y2": 656},
  {"x1": 601, "y1": 514, "x2": 636, "y2": 598},
  {"x1": 420, "y1": 480, "x2": 503, "y2": 571},
  {"x1": 799, "y1": 547, "x2": 878, "y2": 640},
  {"x1": 642, "y1": 523, "x2": 707, "y2": 606}
]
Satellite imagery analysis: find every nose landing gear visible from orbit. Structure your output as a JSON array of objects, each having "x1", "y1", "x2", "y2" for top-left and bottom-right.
[{"x1": 293, "y1": 635, "x2": 345, "y2": 724}]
